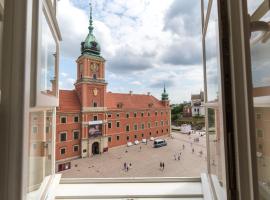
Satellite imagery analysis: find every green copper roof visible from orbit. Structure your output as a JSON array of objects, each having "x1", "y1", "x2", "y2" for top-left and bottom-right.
[
  {"x1": 81, "y1": 1, "x2": 101, "y2": 56},
  {"x1": 162, "y1": 84, "x2": 169, "y2": 101}
]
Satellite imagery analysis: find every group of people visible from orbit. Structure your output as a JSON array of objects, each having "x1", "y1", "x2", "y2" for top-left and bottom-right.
[
  {"x1": 174, "y1": 152, "x2": 182, "y2": 160},
  {"x1": 123, "y1": 162, "x2": 132, "y2": 172}
]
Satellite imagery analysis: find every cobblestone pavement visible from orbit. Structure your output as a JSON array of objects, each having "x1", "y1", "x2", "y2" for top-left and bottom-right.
[{"x1": 60, "y1": 131, "x2": 207, "y2": 178}]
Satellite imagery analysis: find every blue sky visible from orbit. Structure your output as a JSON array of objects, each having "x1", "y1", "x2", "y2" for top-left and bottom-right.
[{"x1": 57, "y1": 0, "x2": 204, "y2": 104}]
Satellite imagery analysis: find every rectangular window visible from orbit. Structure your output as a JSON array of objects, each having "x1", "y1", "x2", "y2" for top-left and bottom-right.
[
  {"x1": 126, "y1": 125, "x2": 130, "y2": 132},
  {"x1": 108, "y1": 137, "x2": 112, "y2": 142},
  {"x1": 256, "y1": 113, "x2": 262, "y2": 120},
  {"x1": 148, "y1": 122, "x2": 151, "y2": 128},
  {"x1": 60, "y1": 132, "x2": 67, "y2": 142},
  {"x1": 93, "y1": 115, "x2": 98, "y2": 121},
  {"x1": 256, "y1": 129, "x2": 264, "y2": 138},
  {"x1": 46, "y1": 126, "x2": 49, "y2": 133},
  {"x1": 73, "y1": 116, "x2": 79, "y2": 123},
  {"x1": 73, "y1": 131, "x2": 79, "y2": 140},
  {"x1": 134, "y1": 135, "x2": 137, "y2": 139},
  {"x1": 108, "y1": 122, "x2": 112, "y2": 129},
  {"x1": 32, "y1": 126, "x2": 38, "y2": 134},
  {"x1": 126, "y1": 136, "x2": 130, "y2": 141},
  {"x1": 155, "y1": 111, "x2": 158, "y2": 116},
  {"x1": 108, "y1": 113, "x2": 112, "y2": 118},
  {"x1": 142, "y1": 133, "x2": 144, "y2": 138},
  {"x1": 60, "y1": 148, "x2": 66, "y2": 155},
  {"x1": 148, "y1": 112, "x2": 150, "y2": 116},
  {"x1": 133, "y1": 112, "x2": 137, "y2": 117},
  {"x1": 126, "y1": 113, "x2": 129, "y2": 118},
  {"x1": 141, "y1": 123, "x2": 144, "y2": 130},
  {"x1": 161, "y1": 121, "x2": 164, "y2": 126},
  {"x1": 161, "y1": 111, "x2": 163, "y2": 115},
  {"x1": 116, "y1": 113, "x2": 120, "y2": 117},
  {"x1": 134, "y1": 124, "x2": 138, "y2": 131},
  {"x1": 116, "y1": 121, "x2": 120, "y2": 128},
  {"x1": 155, "y1": 121, "x2": 158, "y2": 127},
  {"x1": 60, "y1": 116, "x2": 67, "y2": 124},
  {"x1": 116, "y1": 135, "x2": 120, "y2": 141},
  {"x1": 141, "y1": 112, "x2": 144, "y2": 117},
  {"x1": 73, "y1": 145, "x2": 79, "y2": 152}
]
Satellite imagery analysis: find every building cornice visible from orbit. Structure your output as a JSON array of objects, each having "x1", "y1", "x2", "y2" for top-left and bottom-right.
[{"x1": 82, "y1": 107, "x2": 108, "y2": 113}]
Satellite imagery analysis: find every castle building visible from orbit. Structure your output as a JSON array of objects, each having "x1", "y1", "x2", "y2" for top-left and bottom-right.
[
  {"x1": 55, "y1": 4, "x2": 171, "y2": 172},
  {"x1": 191, "y1": 91, "x2": 205, "y2": 117}
]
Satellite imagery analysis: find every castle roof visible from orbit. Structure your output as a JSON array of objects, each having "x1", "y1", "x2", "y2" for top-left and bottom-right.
[
  {"x1": 58, "y1": 90, "x2": 81, "y2": 112},
  {"x1": 58, "y1": 90, "x2": 166, "y2": 112},
  {"x1": 105, "y1": 92, "x2": 166, "y2": 110}
]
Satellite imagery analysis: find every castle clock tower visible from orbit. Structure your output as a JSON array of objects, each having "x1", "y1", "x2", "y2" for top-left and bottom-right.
[{"x1": 75, "y1": 2, "x2": 108, "y2": 157}]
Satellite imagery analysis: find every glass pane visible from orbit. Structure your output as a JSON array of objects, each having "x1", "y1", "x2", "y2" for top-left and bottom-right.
[
  {"x1": 250, "y1": 16, "x2": 270, "y2": 199},
  {"x1": 40, "y1": 11, "x2": 57, "y2": 96},
  {"x1": 248, "y1": 0, "x2": 264, "y2": 15},
  {"x1": 208, "y1": 107, "x2": 226, "y2": 191},
  {"x1": 205, "y1": 0, "x2": 220, "y2": 103},
  {"x1": 27, "y1": 109, "x2": 54, "y2": 199},
  {"x1": 204, "y1": 0, "x2": 227, "y2": 197}
]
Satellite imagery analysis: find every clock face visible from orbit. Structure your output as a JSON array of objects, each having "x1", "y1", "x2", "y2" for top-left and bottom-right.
[{"x1": 90, "y1": 63, "x2": 99, "y2": 72}]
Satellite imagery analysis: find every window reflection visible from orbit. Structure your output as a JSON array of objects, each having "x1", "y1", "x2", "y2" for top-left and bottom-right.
[
  {"x1": 40, "y1": 12, "x2": 57, "y2": 96},
  {"x1": 205, "y1": 0, "x2": 220, "y2": 102},
  {"x1": 27, "y1": 109, "x2": 54, "y2": 198}
]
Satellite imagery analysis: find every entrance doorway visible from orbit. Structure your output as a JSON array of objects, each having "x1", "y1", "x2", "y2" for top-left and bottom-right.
[{"x1": 92, "y1": 142, "x2": 99, "y2": 155}]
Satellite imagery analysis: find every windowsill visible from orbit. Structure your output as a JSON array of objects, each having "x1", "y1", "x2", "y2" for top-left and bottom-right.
[{"x1": 53, "y1": 174, "x2": 214, "y2": 199}]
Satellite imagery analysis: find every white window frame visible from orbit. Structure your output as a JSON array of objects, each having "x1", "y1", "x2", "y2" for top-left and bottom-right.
[
  {"x1": 73, "y1": 130, "x2": 80, "y2": 140},
  {"x1": 60, "y1": 147, "x2": 66, "y2": 155},
  {"x1": 73, "y1": 145, "x2": 79, "y2": 152},
  {"x1": 73, "y1": 115, "x2": 79, "y2": 123},
  {"x1": 60, "y1": 116, "x2": 67, "y2": 124},
  {"x1": 60, "y1": 132, "x2": 67, "y2": 142}
]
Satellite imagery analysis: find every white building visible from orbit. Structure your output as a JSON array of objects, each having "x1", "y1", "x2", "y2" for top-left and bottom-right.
[{"x1": 191, "y1": 91, "x2": 205, "y2": 117}]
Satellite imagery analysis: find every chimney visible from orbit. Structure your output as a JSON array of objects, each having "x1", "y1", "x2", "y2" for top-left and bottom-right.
[
  {"x1": 129, "y1": 91, "x2": 133, "y2": 95},
  {"x1": 147, "y1": 92, "x2": 151, "y2": 96}
]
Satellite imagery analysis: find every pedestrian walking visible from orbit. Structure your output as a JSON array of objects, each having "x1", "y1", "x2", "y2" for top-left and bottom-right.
[
  {"x1": 162, "y1": 162, "x2": 165, "y2": 170},
  {"x1": 140, "y1": 146, "x2": 142, "y2": 151},
  {"x1": 160, "y1": 162, "x2": 162, "y2": 170},
  {"x1": 178, "y1": 155, "x2": 180, "y2": 160},
  {"x1": 182, "y1": 144, "x2": 185, "y2": 150},
  {"x1": 127, "y1": 166, "x2": 129, "y2": 171},
  {"x1": 124, "y1": 162, "x2": 127, "y2": 170},
  {"x1": 129, "y1": 163, "x2": 132, "y2": 168},
  {"x1": 192, "y1": 148, "x2": 194, "y2": 154}
]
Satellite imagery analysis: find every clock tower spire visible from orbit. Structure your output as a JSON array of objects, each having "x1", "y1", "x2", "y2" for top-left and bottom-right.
[{"x1": 75, "y1": 1, "x2": 107, "y2": 109}]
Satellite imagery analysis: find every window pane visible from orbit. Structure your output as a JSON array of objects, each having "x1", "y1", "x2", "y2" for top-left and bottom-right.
[
  {"x1": 28, "y1": 109, "x2": 54, "y2": 196},
  {"x1": 205, "y1": 0, "x2": 220, "y2": 103},
  {"x1": 249, "y1": 5, "x2": 270, "y2": 197},
  {"x1": 40, "y1": 11, "x2": 57, "y2": 95},
  {"x1": 204, "y1": 0, "x2": 227, "y2": 197}
]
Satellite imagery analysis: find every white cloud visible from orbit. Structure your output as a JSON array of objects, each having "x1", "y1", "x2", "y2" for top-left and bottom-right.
[
  {"x1": 131, "y1": 81, "x2": 142, "y2": 85},
  {"x1": 58, "y1": 0, "x2": 204, "y2": 103}
]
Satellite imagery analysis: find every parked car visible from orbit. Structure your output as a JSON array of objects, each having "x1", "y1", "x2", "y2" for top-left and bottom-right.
[
  {"x1": 142, "y1": 138, "x2": 147, "y2": 143},
  {"x1": 153, "y1": 139, "x2": 167, "y2": 148},
  {"x1": 134, "y1": 140, "x2": 140, "y2": 145},
  {"x1": 127, "y1": 142, "x2": 133, "y2": 147}
]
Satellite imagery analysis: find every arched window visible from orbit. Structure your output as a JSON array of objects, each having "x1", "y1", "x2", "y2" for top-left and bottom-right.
[
  {"x1": 93, "y1": 74, "x2": 97, "y2": 79},
  {"x1": 93, "y1": 102, "x2": 97, "y2": 107}
]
